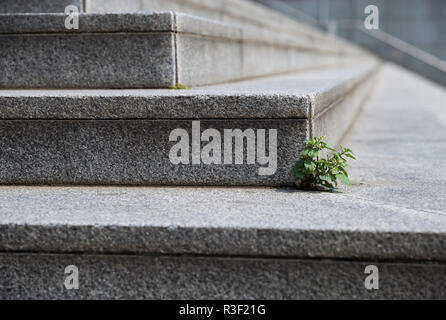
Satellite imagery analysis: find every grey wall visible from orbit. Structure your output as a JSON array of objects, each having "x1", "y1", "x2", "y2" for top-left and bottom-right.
[{"x1": 259, "y1": 0, "x2": 446, "y2": 61}]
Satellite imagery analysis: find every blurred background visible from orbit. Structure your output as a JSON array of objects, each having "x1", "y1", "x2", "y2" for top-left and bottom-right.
[{"x1": 256, "y1": 0, "x2": 446, "y2": 86}]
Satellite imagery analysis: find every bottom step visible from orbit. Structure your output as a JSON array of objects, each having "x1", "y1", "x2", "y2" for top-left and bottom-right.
[
  {"x1": 2, "y1": 253, "x2": 445, "y2": 299},
  {"x1": 0, "y1": 182, "x2": 445, "y2": 299}
]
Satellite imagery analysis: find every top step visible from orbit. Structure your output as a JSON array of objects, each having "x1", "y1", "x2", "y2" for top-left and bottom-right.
[
  {"x1": 1, "y1": 0, "x2": 367, "y2": 59},
  {"x1": 0, "y1": 12, "x2": 371, "y2": 89},
  {"x1": 0, "y1": 0, "x2": 373, "y2": 89}
]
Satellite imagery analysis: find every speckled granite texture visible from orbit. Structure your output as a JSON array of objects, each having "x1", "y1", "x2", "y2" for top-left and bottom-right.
[
  {"x1": 0, "y1": 119, "x2": 306, "y2": 185},
  {"x1": 0, "y1": 65, "x2": 445, "y2": 262},
  {"x1": 0, "y1": 63, "x2": 377, "y2": 120},
  {"x1": 0, "y1": 12, "x2": 372, "y2": 88},
  {"x1": 0, "y1": 32, "x2": 176, "y2": 88},
  {"x1": 0, "y1": 64, "x2": 445, "y2": 299},
  {"x1": 1, "y1": 253, "x2": 445, "y2": 299},
  {"x1": 0, "y1": 0, "x2": 81, "y2": 13},
  {"x1": 0, "y1": 184, "x2": 445, "y2": 260},
  {"x1": 0, "y1": 63, "x2": 378, "y2": 185}
]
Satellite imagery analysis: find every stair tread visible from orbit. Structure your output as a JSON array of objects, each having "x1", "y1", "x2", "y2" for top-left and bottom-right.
[
  {"x1": 0, "y1": 12, "x2": 372, "y2": 88},
  {"x1": 0, "y1": 12, "x2": 343, "y2": 53},
  {"x1": 0, "y1": 62, "x2": 378, "y2": 120},
  {"x1": 0, "y1": 183, "x2": 444, "y2": 260},
  {"x1": 0, "y1": 12, "x2": 233, "y2": 37},
  {"x1": 1, "y1": 63, "x2": 445, "y2": 260}
]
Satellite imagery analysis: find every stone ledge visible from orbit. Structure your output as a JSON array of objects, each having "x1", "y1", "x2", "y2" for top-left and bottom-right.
[
  {"x1": 1, "y1": 64, "x2": 444, "y2": 259},
  {"x1": 0, "y1": 185, "x2": 445, "y2": 261},
  {"x1": 0, "y1": 64, "x2": 378, "y2": 185},
  {"x1": 0, "y1": 0, "x2": 82, "y2": 13},
  {"x1": 0, "y1": 12, "x2": 376, "y2": 88},
  {"x1": 1, "y1": 253, "x2": 445, "y2": 299},
  {"x1": 85, "y1": 0, "x2": 364, "y2": 55},
  {"x1": 0, "y1": 62, "x2": 378, "y2": 119},
  {"x1": 0, "y1": 0, "x2": 370, "y2": 56},
  {"x1": 0, "y1": 12, "x2": 340, "y2": 53},
  {"x1": 0, "y1": 12, "x2": 240, "y2": 39}
]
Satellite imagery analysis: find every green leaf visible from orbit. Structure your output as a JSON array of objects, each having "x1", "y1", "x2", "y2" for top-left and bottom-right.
[
  {"x1": 294, "y1": 160, "x2": 304, "y2": 167},
  {"x1": 336, "y1": 174, "x2": 351, "y2": 186},
  {"x1": 294, "y1": 171, "x2": 305, "y2": 179},
  {"x1": 345, "y1": 154, "x2": 356, "y2": 160},
  {"x1": 309, "y1": 150, "x2": 319, "y2": 158},
  {"x1": 304, "y1": 162, "x2": 315, "y2": 170}
]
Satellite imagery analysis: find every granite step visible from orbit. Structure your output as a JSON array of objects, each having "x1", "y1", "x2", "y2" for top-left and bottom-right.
[
  {"x1": 0, "y1": 12, "x2": 369, "y2": 89},
  {"x1": 85, "y1": 0, "x2": 357, "y2": 51},
  {"x1": 0, "y1": 184, "x2": 445, "y2": 299},
  {"x1": 1, "y1": 0, "x2": 367, "y2": 57},
  {"x1": 1, "y1": 64, "x2": 445, "y2": 299},
  {"x1": 0, "y1": 61, "x2": 380, "y2": 186},
  {"x1": 0, "y1": 0, "x2": 82, "y2": 13}
]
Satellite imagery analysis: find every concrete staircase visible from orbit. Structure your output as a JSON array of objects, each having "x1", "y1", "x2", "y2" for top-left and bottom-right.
[
  {"x1": 1, "y1": 11, "x2": 367, "y2": 88},
  {"x1": 1, "y1": 0, "x2": 445, "y2": 299}
]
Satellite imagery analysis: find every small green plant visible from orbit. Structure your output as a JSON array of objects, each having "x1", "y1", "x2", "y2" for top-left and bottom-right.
[
  {"x1": 169, "y1": 83, "x2": 189, "y2": 90},
  {"x1": 291, "y1": 136, "x2": 356, "y2": 190}
]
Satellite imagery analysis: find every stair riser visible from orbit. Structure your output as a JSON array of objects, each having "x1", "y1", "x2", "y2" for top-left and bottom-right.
[
  {"x1": 0, "y1": 11, "x2": 356, "y2": 89},
  {"x1": 0, "y1": 33, "x2": 176, "y2": 89},
  {"x1": 2, "y1": 253, "x2": 445, "y2": 299},
  {"x1": 0, "y1": 32, "x2": 346, "y2": 89},
  {"x1": 85, "y1": 0, "x2": 354, "y2": 54},
  {"x1": 177, "y1": 34, "x2": 344, "y2": 87},
  {"x1": 0, "y1": 0, "x2": 81, "y2": 13},
  {"x1": 0, "y1": 119, "x2": 306, "y2": 185}
]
